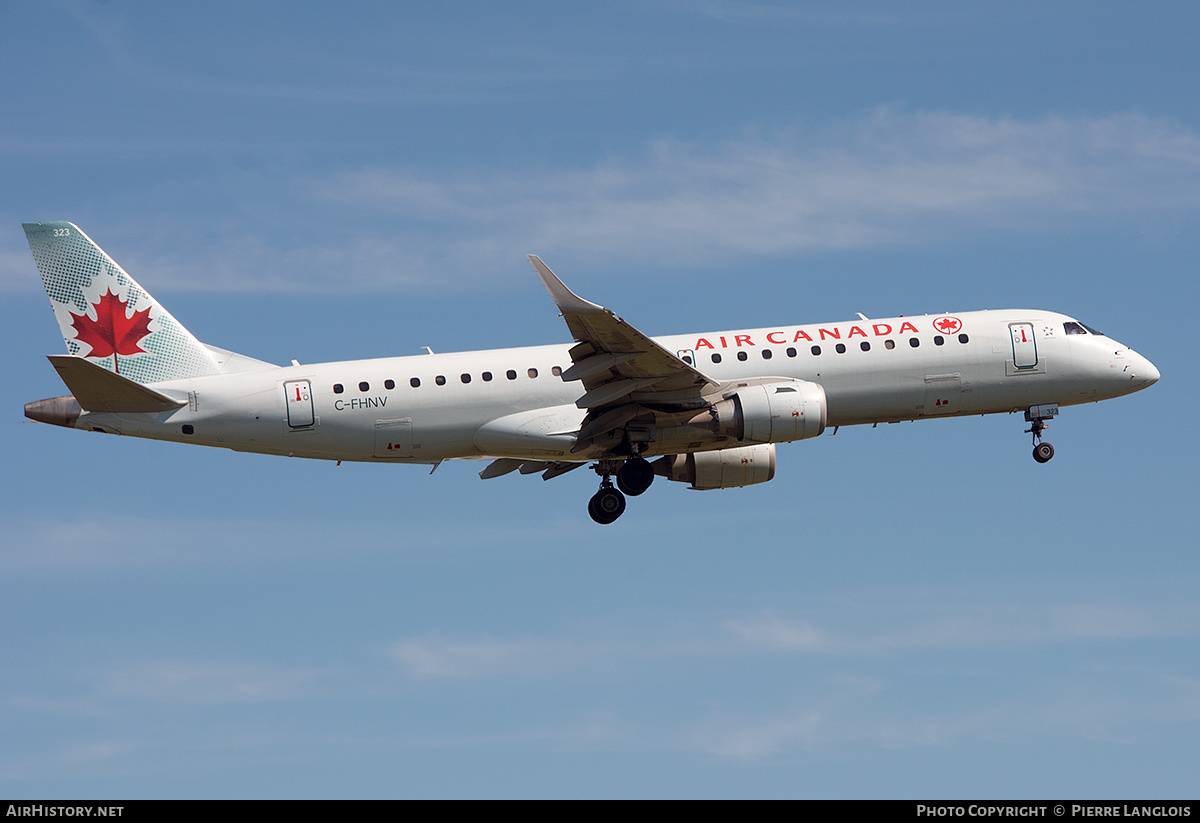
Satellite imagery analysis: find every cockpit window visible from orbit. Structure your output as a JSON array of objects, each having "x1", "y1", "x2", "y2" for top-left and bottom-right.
[
  {"x1": 1063, "y1": 322, "x2": 1087, "y2": 335},
  {"x1": 1081, "y1": 323, "x2": 1105, "y2": 336}
]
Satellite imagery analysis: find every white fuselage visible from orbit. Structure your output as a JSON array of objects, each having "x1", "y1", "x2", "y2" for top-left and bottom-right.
[{"x1": 71, "y1": 309, "x2": 1158, "y2": 464}]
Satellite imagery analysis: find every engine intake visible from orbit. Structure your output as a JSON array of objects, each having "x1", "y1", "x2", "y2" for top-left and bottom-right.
[
  {"x1": 654, "y1": 444, "x2": 776, "y2": 490},
  {"x1": 688, "y1": 380, "x2": 827, "y2": 444}
]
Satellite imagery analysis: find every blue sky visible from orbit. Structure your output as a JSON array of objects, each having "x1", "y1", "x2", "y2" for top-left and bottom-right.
[{"x1": 2, "y1": 0, "x2": 1197, "y2": 798}]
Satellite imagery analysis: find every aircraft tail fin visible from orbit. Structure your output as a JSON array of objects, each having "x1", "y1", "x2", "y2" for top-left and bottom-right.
[{"x1": 23, "y1": 222, "x2": 224, "y2": 385}]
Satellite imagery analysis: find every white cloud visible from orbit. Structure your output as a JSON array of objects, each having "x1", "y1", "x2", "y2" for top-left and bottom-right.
[
  {"x1": 9, "y1": 110, "x2": 1198, "y2": 295},
  {"x1": 676, "y1": 0, "x2": 902, "y2": 26},
  {"x1": 64, "y1": 1, "x2": 527, "y2": 106},
  {"x1": 385, "y1": 590, "x2": 1198, "y2": 686},
  {"x1": 386, "y1": 635, "x2": 554, "y2": 679},
  {"x1": 694, "y1": 707, "x2": 828, "y2": 758},
  {"x1": 0, "y1": 245, "x2": 37, "y2": 293},
  {"x1": 101, "y1": 661, "x2": 323, "y2": 704},
  {"x1": 725, "y1": 599, "x2": 1199, "y2": 657},
  {"x1": 0, "y1": 517, "x2": 333, "y2": 576},
  {"x1": 0, "y1": 513, "x2": 576, "y2": 577},
  {"x1": 251, "y1": 110, "x2": 1200, "y2": 291},
  {"x1": 314, "y1": 110, "x2": 1200, "y2": 268},
  {"x1": 725, "y1": 615, "x2": 827, "y2": 651}
]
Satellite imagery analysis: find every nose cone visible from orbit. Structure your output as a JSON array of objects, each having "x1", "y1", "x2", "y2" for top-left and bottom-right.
[{"x1": 1132, "y1": 351, "x2": 1160, "y2": 388}]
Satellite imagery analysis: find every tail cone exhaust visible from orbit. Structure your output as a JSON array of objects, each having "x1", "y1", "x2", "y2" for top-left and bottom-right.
[{"x1": 25, "y1": 395, "x2": 82, "y2": 428}]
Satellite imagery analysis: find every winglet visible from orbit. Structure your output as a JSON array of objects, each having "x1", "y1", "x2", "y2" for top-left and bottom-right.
[{"x1": 527, "y1": 255, "x2": 606, "y2": 315}]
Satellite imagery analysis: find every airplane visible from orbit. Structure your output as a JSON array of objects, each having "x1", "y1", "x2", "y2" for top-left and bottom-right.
[{"x1": 22, "y1": 221, "x2": 1159, "y2": 524}]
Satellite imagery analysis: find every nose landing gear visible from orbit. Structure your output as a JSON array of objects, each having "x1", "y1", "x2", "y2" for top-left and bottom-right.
[
  {"x1": 1032, "y1": 439, "x2": 1055, "y2": 463},
  {"x1": 1025, "y1": 404, "x2": 1058, "y2": 463}
]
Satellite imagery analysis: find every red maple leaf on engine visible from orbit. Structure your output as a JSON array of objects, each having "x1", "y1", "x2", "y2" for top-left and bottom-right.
[{"x1": 69, "y1": 289, "x2": 153, "y2": 374}]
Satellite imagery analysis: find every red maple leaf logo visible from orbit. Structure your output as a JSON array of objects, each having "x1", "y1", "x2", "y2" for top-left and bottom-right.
[
  {"x1": 69, "y1": 289, "x2": 153, "y2": 374},
  {"x1": 934, "y1": 316, "x2": 962, "y2": 334}
]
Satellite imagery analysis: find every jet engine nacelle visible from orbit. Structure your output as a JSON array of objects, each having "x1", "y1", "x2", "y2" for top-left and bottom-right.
[
  {"x1": 654, "y1": 444, "x2": 776, "y2": 490},
  {"x1": 691, "y1": 380, "x2": 827, "y2": 444}
]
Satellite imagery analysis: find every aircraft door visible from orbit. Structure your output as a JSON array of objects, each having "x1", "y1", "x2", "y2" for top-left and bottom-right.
[
  {"x1": 1009, "y1": 323, "x2": 1038, "y2": 369},
  {"x1": 284, "y1": 380, "x2": 315, "y2": 428}
]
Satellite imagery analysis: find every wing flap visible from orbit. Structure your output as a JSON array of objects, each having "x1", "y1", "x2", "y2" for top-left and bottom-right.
[
  {"x1": 479, "y1": 458, "x2": 523, "y2": 479},
  {"x1": 561, "y1": 352, "x2": 636, "y2": 383},
  {"x1": 478, "y1": 457, "x2": 586, "y2": 482},
  {"x1": 575, "y1": 377, "x2": 668, "y2": 409}
]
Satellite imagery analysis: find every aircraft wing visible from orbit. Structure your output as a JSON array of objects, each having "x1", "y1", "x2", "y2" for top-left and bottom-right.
[{"x1": 528, "y1": 255, "x2": 718, "y2": 455}]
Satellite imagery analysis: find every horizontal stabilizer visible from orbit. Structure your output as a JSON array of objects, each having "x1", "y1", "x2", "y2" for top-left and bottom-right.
[{"x1": 47, "y1": 355, "x2": 186, "y2": 413}]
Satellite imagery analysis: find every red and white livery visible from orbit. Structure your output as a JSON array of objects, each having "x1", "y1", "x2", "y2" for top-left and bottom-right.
[{"x1": 23, "y1": 222, "x2": 1159, "y2": 523}]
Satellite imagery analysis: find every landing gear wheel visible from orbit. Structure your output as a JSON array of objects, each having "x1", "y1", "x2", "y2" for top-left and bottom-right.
[
  {"x1": 1024, "y1": 406, "x2": 1059, "y2": 465},
  {"x1": 1033, "y1": 442, "x2": 1055, "y2": 463},
  {"x1": 588, "y1": 487, "x2": 626, "y2": 524},
  {"x1": 616, "y1": 457, "x2": 654, "y2": 496}
]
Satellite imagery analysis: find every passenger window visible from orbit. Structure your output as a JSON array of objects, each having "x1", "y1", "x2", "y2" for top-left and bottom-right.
[
  {"x1": 860, "y1": 341, "x2": 870, "y2": 352},
  {"x1": 435, "y1": 375, "x2": 446, "y2": 386},
  {"x1": 934, "y1": 336, "x2": 944, "y2": 346},
  {"x1": 909, "y1": 338, "x2": 920, "y2": 348},
  {"x1": 384, "y1": 379, "x2": 395, "y2": 390},
  {"x1": 811, "y1": 346, "x2": 821, "y2": 356},
  {"x1": 461, "y1": 373, "x2": 471, "y2": 384},
  {"x1": 835, "y1": 343, "x2": 846, "y2": 354},
  {"x1": 958, "y1": 333, "x2": 969, "y2": 344},
  {"x1": 552, "y1": 366, "x2": 562, "y2": 376},
  {"x1": 884, "y1": 339, "x2": 895, "y2": 350},
  {"x1": 528, "y1": 368, "x2": 538, "y2": 378},
  {"x1": 359, "y1": 381, "x2": 370, "y2": 392},
  {"x1": 786, "y1": 347, "x2": 797, "y2": 358},
  {"x1": 333, "y1": 384, "x2": 344, "y2": 394},
  {"x1": 737, "y1": 351, "x2": 748, "y2": 361},
  {"x1": 762, "y1": 349, "x2": 772, "y2": 360},
  {"x1": 712, "y1": 353, "x2": 722, "y2": 364},
  {"x1": 482, "y1": 371, "x2": 493, "y2": 382},
  {"x1": 410, "y1": 377, "x2": 420, "y2": 388},
  {"x1": 506, "y1": 370, "x2": 517, "y2": 380}
]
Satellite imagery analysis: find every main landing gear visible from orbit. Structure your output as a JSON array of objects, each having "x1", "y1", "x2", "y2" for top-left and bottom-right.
[
  {"x1": 587, "y1": 455, "x2": 655, "y2": 524},
  {"x1": 1025, "y1": 404, "x2": 1059, "y2": 464},
  {"x1": 616, "y1": 456, "x2": 654, "y2": 497},
  {"x1": 588, "y1": 480, "x2": 626, "y2": 525}
]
